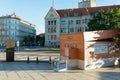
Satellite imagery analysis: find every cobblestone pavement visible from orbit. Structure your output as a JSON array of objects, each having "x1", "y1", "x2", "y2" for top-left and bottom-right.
[{"x1": 0, "y1": 52, "x2": 119, "y2": 80}]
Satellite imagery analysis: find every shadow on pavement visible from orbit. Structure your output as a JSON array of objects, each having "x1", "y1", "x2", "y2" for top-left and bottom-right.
[
  {"x1": 98, "y1": 72, "x2": 120, "y2": 80},
  {"x1": 0, "y1": 61, "x2": 52, "y2": 71}
]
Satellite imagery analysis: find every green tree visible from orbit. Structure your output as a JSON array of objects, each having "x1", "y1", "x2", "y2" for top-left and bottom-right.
[
  {"x1": 36, "y1": 35, "x2": 45, "y2": 46},
  {"x1": 88, "y1": 8, "x2": 120, "y2": 45},
  {"x1": 23, "y1": 36, "x2": 36, "y2": 46},
  {"x1": 88, "y1": 8, "x2": 120, "y2": 31}
]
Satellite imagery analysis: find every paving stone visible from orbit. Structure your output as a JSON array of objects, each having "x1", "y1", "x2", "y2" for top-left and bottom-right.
[{"x1": 0, "y1": 52, "x2": 119, "y2": 80}]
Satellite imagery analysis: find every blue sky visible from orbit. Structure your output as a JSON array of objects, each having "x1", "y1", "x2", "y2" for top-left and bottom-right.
[{"x1": 0, "y1": 0, "x2": 120, "y2": 34}]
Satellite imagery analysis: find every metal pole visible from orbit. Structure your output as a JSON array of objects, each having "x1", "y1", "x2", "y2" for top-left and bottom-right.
[
  {"x1": 18, "y1": 46, "x2": 19, "y2": 52},
  {"x1": 36, "y1": 56, "x2": 38, "y2": 64},
  {"x1": 66, "y1": 56, "x2": 68, "y2": 70},
  {"x1": 49, "y1": 56, "x2": 51, "y2": 64},
  {"x1": 52, "y1": 0, "x2": 54, "y2": 7}
]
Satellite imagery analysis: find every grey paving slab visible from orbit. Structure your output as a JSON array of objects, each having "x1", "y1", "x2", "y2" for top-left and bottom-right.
[
  {"x1": 0, "y1": 52, "x2": 120, "y2": 80},
  {"x1": 0, "y1": 62, "x2": 119, "y2": 80}
]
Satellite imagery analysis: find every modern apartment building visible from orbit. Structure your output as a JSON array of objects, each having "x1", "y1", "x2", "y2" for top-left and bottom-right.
[
  {"x1": 0, "y1": 13, "x2": 36, "y2": 47},
  {"x1": 45, "y1": 0, "x2": 120, "y2": 47}
]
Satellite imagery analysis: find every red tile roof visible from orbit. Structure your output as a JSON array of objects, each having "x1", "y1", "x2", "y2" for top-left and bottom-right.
[{"x1": 56, "y1": 5, "x2": 120, "y2": 17}]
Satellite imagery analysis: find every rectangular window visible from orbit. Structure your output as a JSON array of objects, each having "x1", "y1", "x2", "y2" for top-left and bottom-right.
[
  {"x1": 76, "y1": 20, "x2": 81, "y2": 24},
  {"x1": 51, "y1": 21, "x2": 53, "y2": 25},
  {"x1": 53, "y1": 27, "x2": 56, "y2": 32},
  {"x1": 77, "y1": 27, "x2": 81, "y2": 32},
  {"x1": 60, "y1": 28, "x2": 66, "y2": 33},
  {"x1": 85, "y1": 18, "x2": 87, "y2": 23},
  {"x1": 74, "y1": 13, "x2": 78, "y2": 17},
  {"x1": 61, "y1": 21, "x2": 66, "y2": 26},
  {"x1": 9, "y1": 26, "x2": 11, "y2": 29},
  {"x1": 82, "y1": 19, "x2": 85, "y2": 23},
  {"x1": 48, "y1": 28, "x2": 50, "y2": 33},
  {"x1": 68, "y1": 20, "x2": 73, "y2": 25},
  {"x1": 70, "y1": 27, "x2": 74, "y2": 32},
  {"x1": 48, "y1": 21, "x2": 50, "y2": 25},
  {"x1": 54, "y1": 20, "x2": 56, "y2": 25},
  {"x1": 54, "y1": 35, "x2": 56, "y2": 40},
  {"x1": 48, "y1": 35, "x2": 51, "y2": 40},
  {"x1": 51, "y1": 35, "x2": 53, "y2": 40}
]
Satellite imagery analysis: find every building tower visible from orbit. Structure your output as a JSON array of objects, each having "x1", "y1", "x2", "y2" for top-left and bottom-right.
[{"x1": 78, "y1": 0, "x2": 96, "y2": 8}]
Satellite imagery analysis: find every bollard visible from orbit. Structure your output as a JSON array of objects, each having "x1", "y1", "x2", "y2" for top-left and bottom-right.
[
  {"x1": 49, "y1": 56, "x2": 51, "y2": 64},
  {"x1": 27, "y1": 56, "x2": 29, "y2": 64},
  {"x1": 36, "y1": 56, "x2": 39, "y2": 64}
]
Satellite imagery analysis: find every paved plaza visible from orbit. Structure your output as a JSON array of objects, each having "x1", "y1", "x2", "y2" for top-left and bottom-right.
[
  {"x1": 0, "y1": 62, "x2": 119, "y2": 80},
  {"x1": 0, "y1": 51, "x2": 119, "y2": 80}
]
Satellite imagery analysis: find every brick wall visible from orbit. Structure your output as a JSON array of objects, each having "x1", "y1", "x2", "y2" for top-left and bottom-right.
[
  {"x1": 60, "y1": 33, "x2": 85, "y2": 60},
  {"x1": 60, "y1": 30, "x2": 119, "y2": 60},
  {"x1": 60, "y1": 30, "x2": 120, "y2": 69}
]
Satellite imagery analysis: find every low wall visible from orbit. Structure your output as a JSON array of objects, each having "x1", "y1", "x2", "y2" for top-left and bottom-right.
[
  {"x1": 67, "y1": 59, "x2": 85, "y2": 70},
  {"x1": 85, "y1": 57, "x2": 119, "y2": 70}
]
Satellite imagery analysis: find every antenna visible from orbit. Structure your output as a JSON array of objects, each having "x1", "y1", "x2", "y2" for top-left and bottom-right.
[
  {"x1": 13, "y1": 8, "x2": 16, "y2": 14},
  {"x1": 52, "y1": 0, "x2": 54, "y2": 7}
]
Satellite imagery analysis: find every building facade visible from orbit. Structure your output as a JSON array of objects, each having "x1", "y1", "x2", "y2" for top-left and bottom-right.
[
  {"x1": 45, "y1": 0, "x2": 120, "y2": 47},
  {"x1": 0, "y1": 13, "x2": 36, "y2": 47}
]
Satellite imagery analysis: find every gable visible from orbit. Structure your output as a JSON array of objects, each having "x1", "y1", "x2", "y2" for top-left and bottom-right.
[{"x1": 45, "y1": 7, "x2": 60, "y2": 19}]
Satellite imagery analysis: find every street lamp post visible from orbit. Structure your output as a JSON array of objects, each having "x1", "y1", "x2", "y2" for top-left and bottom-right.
[{"x1": 65, "y1": 47, "x2": 69, "y2": 70}]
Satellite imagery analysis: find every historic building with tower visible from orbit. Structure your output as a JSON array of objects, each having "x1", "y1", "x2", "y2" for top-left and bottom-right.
[{"x1": 45, "y1": 0, "x2": 120, "y2": 47}]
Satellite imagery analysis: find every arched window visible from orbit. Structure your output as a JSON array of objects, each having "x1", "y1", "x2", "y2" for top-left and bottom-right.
[{"x1": 50, "y1": 14, "x2": 54, "y2": 17}]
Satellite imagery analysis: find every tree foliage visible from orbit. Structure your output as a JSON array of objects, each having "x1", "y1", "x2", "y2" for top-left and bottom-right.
[
  {"x1": 22, "y1": 35, "x2": 45, "y2": 46},
  {"x1": 88, "y1": 8, "x2": 120, "y2": 31},
  {"x1": 23, "y1": 36, "x2": 35, "y2": 46},
  {"x1": 36, "y1": 35, "x2": 45, "y2": 46}
]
